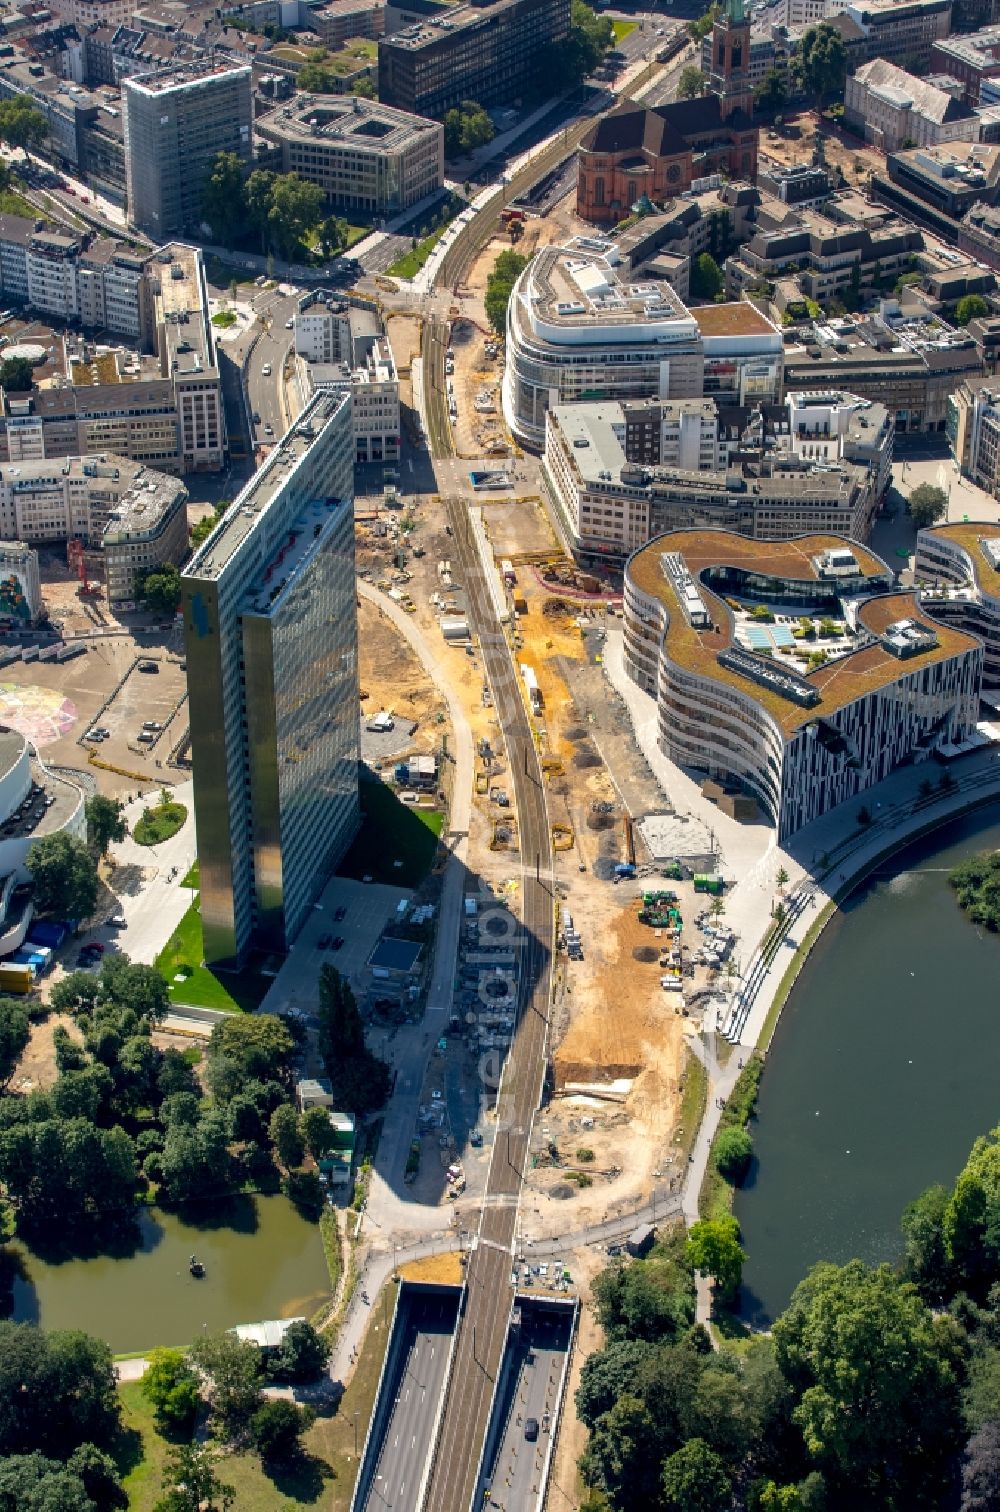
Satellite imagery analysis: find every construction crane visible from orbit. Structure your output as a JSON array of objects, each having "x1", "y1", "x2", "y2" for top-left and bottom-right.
[{"x1": 67, "y1": 538, "x2": 100, "y2": 597}]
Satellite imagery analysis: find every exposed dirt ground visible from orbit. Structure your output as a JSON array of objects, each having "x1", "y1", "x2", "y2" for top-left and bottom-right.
[
  {"x1": 385, "y1": 311, "x2": 422, "y2": 418},
  {"x1": 10, "y1": 1011, "x2": 79, "y2": 1093},
  {"x1": 357, "y1": 595, "x2": 448, "y2": 757},
  {"x1": 397, "y1": 1251, "x2": 465, "y2": 1286},
  {"x1": 758, "y1": 111, "x2": 884, "y2": 189}
]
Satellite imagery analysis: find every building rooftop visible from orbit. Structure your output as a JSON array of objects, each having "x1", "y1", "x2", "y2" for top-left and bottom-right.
[
  {"x1": 185, "y1": 389, "x2": 351, "y2": 582},
  {"x1": 380, "y1": 0, "x2": 534, "y2": 49},
  {"x1": 368, "y1": 935, "x2": 423, "y2": 973},
  {"x1": 853, "y1": 58, "x2": 976, "y2": 126},
  {"x1": 123, "y1": 55, "x2": 251, "y2": 94},
  {"x1": 521, "y1": 243, "x2": 697, "y2": 336},
  {"x1": 920, "y1": 521, "x2": 1000, "y2": 589},
  {"x1": 692, "y1": 302, "x2": 779, "y2": 340},
  {"x1": 257, "y1": 91, "x2": 439, "y2": 152},
  {"x1": 627, "y1": 530, "x2": 975, "y2": 736},
  {"x1": 147, "y1": 242, "x2": 217, "y2": 380},
  {"x1": 101, "y1": 467, "x2": 187, "y2": 542}
]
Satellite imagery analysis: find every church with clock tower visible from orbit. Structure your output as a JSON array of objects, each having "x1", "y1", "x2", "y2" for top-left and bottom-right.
[{"x1": 576, "y1": 0, "x2": 759, "y2": 226}]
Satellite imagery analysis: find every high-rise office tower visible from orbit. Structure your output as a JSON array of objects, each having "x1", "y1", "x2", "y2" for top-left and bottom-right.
[
  {"x1": 123, "y1": 58, "x2": 252, "y2": 239},
  {"x1": 181, "y1": 390, "x2": 360, "y2": 966}
]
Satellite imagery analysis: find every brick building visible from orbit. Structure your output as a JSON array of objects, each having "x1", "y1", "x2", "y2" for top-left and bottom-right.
[{"x1": 576, "y1": 0, "x2": 757, "y2": 225}]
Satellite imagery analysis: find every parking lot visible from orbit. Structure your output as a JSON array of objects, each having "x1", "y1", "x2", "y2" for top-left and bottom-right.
[
  {"x1": 87, "y1": 654, "x2": 187, "y2": 766},
  {"x1": 260, "y1": 875, "x2": 412, "y2": 1020}
]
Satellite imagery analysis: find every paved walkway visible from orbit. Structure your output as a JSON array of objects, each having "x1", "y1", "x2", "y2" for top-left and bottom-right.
[{"x1": 104, "y1": 782, "x2": 196, "y2": 967}]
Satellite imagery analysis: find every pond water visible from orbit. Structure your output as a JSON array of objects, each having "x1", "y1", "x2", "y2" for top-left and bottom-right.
[
  {"x1": 736, "y1": 803, "x2": 1000, "y2": 1327},
  {"x1": 1, "y1": 1193, "x2": 330, "y2": 1354}
]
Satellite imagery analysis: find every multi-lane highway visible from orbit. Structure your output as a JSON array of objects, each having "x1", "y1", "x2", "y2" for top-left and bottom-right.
[
  {"x1": 476, "y1": 1303, "x2": 574, "y2": 1510},
  {"x1": 360, "y1": 1291, "x2": 459, "y2": 1512}
]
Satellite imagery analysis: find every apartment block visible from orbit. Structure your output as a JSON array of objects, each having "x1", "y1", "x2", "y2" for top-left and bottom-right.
[
  {"x1": 845, "y1": 61, "x2": 980, "y2": 153},
  {"x1": 256, "y1": 94, "x2": 442, "y2": 217},
  {"x1": 123, "y1": 58, "x2": 253, "y2": 238},
  {"x1": 378, "y1": 0, "x2": 570, "y2": 118},
  {"x1": 181, "y1": 390, "x2": 360, "y2": 965},
  {"x1": 0, "y1": 454, "x2": 187, "y2": 600},
  {"x1": 295, "y1": 293, "x2": 401, "y2": 463},
  {"x1": 623, "y1": 530, "x2": 982, "y2": 842}
]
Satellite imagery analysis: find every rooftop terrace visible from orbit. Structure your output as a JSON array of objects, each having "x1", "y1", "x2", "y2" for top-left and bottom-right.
[{"x1": 627, "y1": 530, "x2": 976, "y2": 736}]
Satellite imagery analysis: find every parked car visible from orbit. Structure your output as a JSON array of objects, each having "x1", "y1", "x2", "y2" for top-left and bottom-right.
[
  {"x1": 333, "y1": 905, "x2": 347, "y2": 921},
  {"x1": 138, "y1": 660, "x2": 158, "y2": 673},
  {"x1": 525, "y1": 1419, "x2": 539, "y2": 1442},
  {"x1": 331, "y1": 936, "x2": 345, "y2": 951}
]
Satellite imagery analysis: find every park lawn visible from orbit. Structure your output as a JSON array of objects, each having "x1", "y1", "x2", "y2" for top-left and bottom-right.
[
  {"x1": 154, "y1": 902, "x2": 267, "y2": 1013},
  {"x1": 115, "y1": 1281, "x2": 394, "y2": 1511},
  {"x1": 612, "y1": 18, "x2": 636, "y2": 40},
  {"x1": 180, "y1": 859, "x2": 199, "y2": 889},
  {"x1": 212, "y1": 309, "x2": 237, "y2": 328},
  {"x1": 134, "y1": 800, "x2": 188, "y2": 847},
  {"x1": 338, "y1": 777, "x2": 444, "y2": 887}
]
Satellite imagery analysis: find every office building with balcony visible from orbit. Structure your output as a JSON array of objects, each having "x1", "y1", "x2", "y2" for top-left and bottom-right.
[
  {"x1": 623, "y1": 529, "x2": 983, "y2": 841},
  {"x1": 378, "y1": 0, "x2": 569, "y2": 118},
  {"x1": 181, "y1": 390, "x2": 359, "y2": 966},
  {"x1": 123, "y1": 58, "x2": 252, "y2": 238},
  {"x1": 256, "y1": 93, "x2": 442, "y2": 217}
]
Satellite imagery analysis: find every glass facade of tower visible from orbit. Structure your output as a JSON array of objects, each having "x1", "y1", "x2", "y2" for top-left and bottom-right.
[{"x1": 182, "y1": 391, "x2": 359, "y2": 966}]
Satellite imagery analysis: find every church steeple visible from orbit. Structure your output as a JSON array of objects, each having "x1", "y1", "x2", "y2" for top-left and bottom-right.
[{"x1": 712, "y1": 0, "x2": 753, "y2": 120}]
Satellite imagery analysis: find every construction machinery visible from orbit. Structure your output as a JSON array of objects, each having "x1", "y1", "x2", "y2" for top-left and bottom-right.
[{"x1": 67, "y1": 537, "x2": 101, "y2": 597}]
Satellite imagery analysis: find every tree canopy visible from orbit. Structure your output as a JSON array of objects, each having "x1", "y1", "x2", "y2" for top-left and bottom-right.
[
  {"x1": 485, "y1": 249, "x2": 529, "y2": 336},
  {"x1": 677, "y1": 66, "x2": 707, "y2": 101},
  {"x1": 85, "y1": 794, "x2": 126, "y2": 857},
  {"x1": 26, "y1": 832, "x2": 98, "y2": 922},
  {"x1": 139, "y1": 564, "x2": 182, "y2": 618},
  {"x1": 0, "y1": 355, "x2": 34, "y2": 393},
  {"x1": 316, "y1": 966, "x2": 390, "y2": 1115},
  {"x1": 796, "y1": 23, "x2": 846, "y2": 107},
  {"x1": 956, "y1": 293, "x2": 989, "y2": 327},
  {"x1": 908, "y1": 482, "x2": 948, "y2": 529},
  {"x1": 950, "y1": 851, "x2": 1000, "y2": 934},
  {"x1": 690, "y1": 253, "x2": 724, "y2": 302},
  {"x1": 0, "y1": 996, "x2": 28, "y2": 1090},
  {"x1": 442, "y1": 100, "x2": 494, "y2": 158},
  {"x1": 0, "y1": 96, "x2": 47, "y2": 150}
]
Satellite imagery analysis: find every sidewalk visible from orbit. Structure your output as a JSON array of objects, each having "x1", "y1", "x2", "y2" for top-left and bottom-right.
[{"x1": 106, "y1": 782, "x2": 196, "y2": 967}]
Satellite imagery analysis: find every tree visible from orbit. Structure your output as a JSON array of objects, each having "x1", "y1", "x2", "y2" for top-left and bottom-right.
[
  {"x1": 957, "y1": 294, "x2": 990, "y2": 328},
  {"x1": 576, "y1": 1339, "x2": 653, "y2": 1428},
  {"x1": 159, "y1": 1111, "x2": 230, "y2": 1203},
  {"x1": 269, "y1": 1102, "x2": 304, "y2": 1169},
  {"x1": 246, "y1": 170, "x2": 278, "y2": 253},
  {"x1": 901, "y1": 1184, "x2": 954, "y2": 1303},
  {"x1": 963, "y1": 1422, "x2": 1000, "y2": 1511},
  {"x1": 591, "y1": 1254, "x2": 695, "y2": 1343},
  {"x1": 0, "y1": 1453, "x2": 97, "y2": 1511},
  {"x1": 677, "y1": 66, "x2": 708, "y2": 100},
  {"x1": 485, "y1": 250, "x2": 529, "y2": 336},
  {"x1": 945, "y1": 1127, "x2": 1000, "y2": 1296},
  {"x1": 688, "y1": 4, "x2": 720, "y2": 42},
  {"x1": 317, "y1": 216, "x2": 349, "y2": 260},
  {"x1": 141, "y1": 1349, "x2": 200, "y2": 1431},
  {"x1": 690, "y1": 253, "x2": 723, "y2": 302},
  {"x1": 661, "y1": 1437, "x2": 732, "y2": 1511},
  {"x1": 797, "y1": 23, "x2": 846, "y2": 110},
  {"x1": 0, "y1": 96, "x2": 47, "y2": 150},
  {"x1": 268, "y1": 173, "x2": 324, "y2": 260},
  {"x1": 579, "y1": 1393, "x2": 663, "y2": 1508},
  {"x1": 139, "y1": 564, "x2": 181, "y2": 618},
  {"x1": 209, "y1": 1014, "x2": 295, "y2": 1092},
  {"x1": 154, "y1": 1445, "x2": 234, "y2": 1512},
  {"x1": 249, "y1": 1398, "x2": 313, "y2": 1461},
  {"x1": 201, "y1": 151, "x2": 245, "y2": 246},
  {"x1": 773, "y1": 1260, "x2": 964, "y2": 1506},
  {"x1": 301, "y1": 1102, "x2": 336, "y2": 1160},
  {"x1": 443, "y1": 100, "x2": 495, "y2": 158},
  {"x1": 755, "y1": 67, "x2": 789, "y2": 112},
  {"x1": 0, "y1": 1322, "x2": 119, "y2": 1458},
  {"x1": 97, "y1": 956, "x2": 168, "y2": 1022},
  {"x1": 714, "y1": 1127, "x2": 753, "y2": 1184},
  {"x1": 269, "y1": 1319, "x2": 330, "y2": 1383},
  {"x1": 85, "y1": 795, "x2": 126, "y2": 858},
  {"x1": 189, "y1": 1332, "x2": 262, "y2": 1440},
  {"x1": 26, "y1": 833, "x2": 98, "y2": 922},
  {"x1": 297, "y1": 58, "x2": 336, "y2": 92},
  {"x1": 687, "y1": 1217, "x2": 746, "y2": 1304},
  {"x1": 318, "y1": 965, "x2": 364, "y2": 1060},
  {"x1": 0, "y1": 997, "x2": 28, "y2": 1089},
  {"x1": 907, "y1": 482, "x2": 948, "y2": 529},
  {"x1": 66, "y1": 1442, "x2": 127, "y2": 1509},
  {"x1": 0, "y1": 355, "x2": 34, "y2": 392}
]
